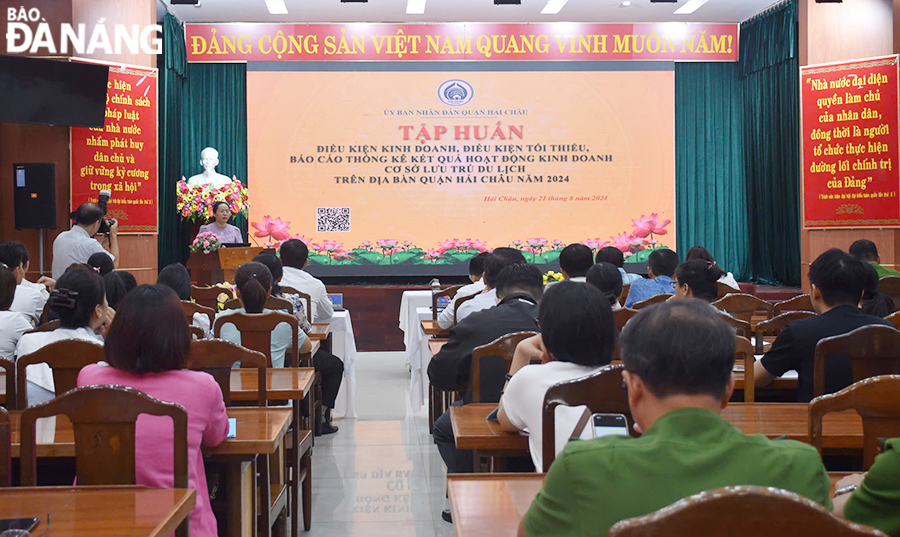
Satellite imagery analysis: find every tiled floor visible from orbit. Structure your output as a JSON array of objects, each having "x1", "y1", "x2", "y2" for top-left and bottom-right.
[{"x1": 308, "y1": 351, "x2": 454, "y2": 537}]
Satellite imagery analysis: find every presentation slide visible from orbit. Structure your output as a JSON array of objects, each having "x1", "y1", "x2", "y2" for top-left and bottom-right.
[{"x1": 248, "y1": 68, "x2": 675, "y2": 275}]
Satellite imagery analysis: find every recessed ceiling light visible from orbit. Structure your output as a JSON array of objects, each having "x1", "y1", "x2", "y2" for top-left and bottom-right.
[
  {"x1": 621, "y1": 1, "x2": 631, "y2": 5},
  {"x1": 407, "y1": 0, "x2": 426, "y2": 14},
  {"x1": 674, "y1": 0, "x2": 710, "y2": 15},
  {"x1": 541, "y1": 0, "x2": 569, "y2": 14},
  {"x1": 264, "y1": 0, "x2": 287, "y2": 14}
]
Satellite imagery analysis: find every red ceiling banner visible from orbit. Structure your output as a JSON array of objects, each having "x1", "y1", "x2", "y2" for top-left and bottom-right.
[
  {"x1": 801, "y1": 55, "x2": 900, "y2": 228},
  {"x1": 184, "y1": 23, "x2": 739, "y2": 63}
]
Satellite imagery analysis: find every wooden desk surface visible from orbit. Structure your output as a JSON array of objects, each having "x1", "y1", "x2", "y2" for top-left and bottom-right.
[
  {"x1": 451, "y1": 403, "x2": 863, "y2": 453},
  {"x1": 0, "y1": 486, "x2": 195, "y2": 537},
  {"x1": 307, "y1": 323, "x2": 330, "y2": 341},
  {"x1": 8, "y1": 407, "x2": 292, "y2": 458},
  {"x1": 230, "y1": 367, "x2": 314, "y2": 400},
  {"x1": 428, "y1": 339, "x2": 448, "y2": 355},
  {"x1": 421, "y1": 319, "x2": 450, "y2": 337}
]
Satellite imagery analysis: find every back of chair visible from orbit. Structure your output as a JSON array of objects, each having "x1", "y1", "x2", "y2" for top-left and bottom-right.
[
  {"x1": 813, "y1": 325, "x2": 900, "y2": 398},
  {"x1": 716, "y1": 281, "x2": 740, "y2": 299},
  {"x1": 619, "y1": 284, "x2": 630, "y2": 305},
  {"x1": 809, "y1": 375, "x2": 900, "y2": 469},
  {"x1": 735, "y1": 336, "x2": 755, "y2": 402},
  {"x1": 281, "y1": 286, "x2": 311, "y2": 321},
  {"x1": 632, "y1": 294, "x2": 670, "y2": 310},
  {"x1": 885, "y1": 311, "x2": 900, "y2": 331},
  {"x1": 0, "y1": 407, "x2": 9, "y2": 487},
  {"x1": 453, "y1": 292, "x2": 480, "y2": 326},
  {"x1": 187, "y1": 339, "x2": 268, "y2": 407},
  {"x1": 432, "y1": 285, "x2": 463, "y2": 321},
  {"x1": 542, "y1": 364, "x2": 634, "y2": 472},
  {"x1": 20, "y1": 385, "x2": 188, "y2": 489},
  {"x1": 773, "y1": 294, "x2": 814, "y2": 315},
  {"x1": 606, "y1": 485, "x2": 883, "y2": 537},
  {"x1": 471, "y1": 331, "x2": 538, "y2": 403},
  {"x1": 180, "y1": 301, "x2": 215, "y2": 332},
  {"x1": 753, "y1": 311, "x2": 816, "y2": 354},
  {"x1": 223, "y1": 295, "x2": 294, "y2": 313},
  {"x1": 191, "y1": 285, "x2": 223, "y2": 310},
  {"x1": 717, "y1": 311, "x2": 751, "y2": 338},
  {"x1": 878, "y1": 275, "x2": 900, "y2": 307},
  {"x1": 16, "y1": 339, "x2": 104, "y2": 409},
  {"x1": 39, "y1": 301, "x2": 51, "y2": 325},
  {"x1": 711, "y1": 293, "x2": 774, "y2": 324},
  {"x1": 24, "y1": 319, "x2": 60, "y2": 334},
  {"x1": 613, "y1": 308, "x2": 638, "y2": 332},
  {"x1": 213, "y1": 311, "x2": 300, "y2": 367},
  {"x1": 0, "y1": 358, "x2": 15, "y2": 411}
]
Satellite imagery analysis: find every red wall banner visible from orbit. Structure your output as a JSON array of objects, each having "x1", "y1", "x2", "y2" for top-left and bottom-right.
[
  {"x1": 71, "y1": 62, "x2": 158, "y2": 233},
  {"x1": 802, "y1": 55, "x2": 900, "y2": 228},
  {"x1": 184, "y1": 23, "x2": 738, "y2": 63}
]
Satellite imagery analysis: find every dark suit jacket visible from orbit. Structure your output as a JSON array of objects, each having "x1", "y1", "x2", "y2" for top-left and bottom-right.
[
  {"x1": 760, "y1": 305, "x2": 895, "y2": 402},
  {"x1": 427, "y1": 292, "x2": 539, "y2": 404}
]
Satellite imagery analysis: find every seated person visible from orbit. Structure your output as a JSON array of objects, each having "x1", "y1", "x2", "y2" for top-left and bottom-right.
[
  {"x1": 596, "y1": 246, "x2": 640, "y2": 285},
  {"x1": 497, "y1": 281, "x2": 616, "y2": 471},
  {"x1": 860, "y1": 262, "x2": 894, "y2": 317},
  {"x1": 554, "y1": 244, "x2": 593, "y2": 283},
  {"x1": 197, "y1": 201, "x2": 243, "y2": 244},
  {"x1": 520, "y1": 300, "x2": 832, "y2": 537},
  {"x1": 437, "y1": 252, "x2": 489, "y2": 330},
  {"x1": 673, "y1": 259, "x2": 727, "y2": 303},
  {"x1": 456, "y1": 248, "x2": 528, "y2": 322},
  {"x1": 77, "y1": 284, "x2": 228, "y2": 537},
  {"x1": 850, "y1": 239, "x2": 900, "y2": 278},
  {"x1": 585, "y1": 262, "x2": 623, "y2": 309},
  {"x1": 755, "y1": 248, "x2": 895, "y2": 402},
  {"x1": 0, "y1": 241, "x2": 47, "y2": 324},
  {"x1": 157, "y1": 262, "x2": 211, "y2": 337},
  {"x1": 103, "y1": 271, "x2": 137, "y2": 309},
  {"x1": 280, "y1": 239, "x2": 334, "y2": 322},
  {"x1": 0, "y1": 263, "x2": 32, "y2": 358},
  {"x1": 11, "y1": 241, "x2": 55, "y2": 293},
  {"x1": 430, "y1": 263, "x2": 543, "y2": 474},
  {"x1": 16, "y1": 268, "x2": 112, "y2": 406},
  {"x1": 252, "y1": 252, "x2": 312, "y2": 333},
  {"x1": 684, "y1": 245, "x2": 739, "y2": 290},
  {"x1": 623, "y1": 248, "x2": 679, "y2": 308},
  {"x1": 87, "y1": 251, "x2": 115, "y2": 275},
  {"x1": 834, "y1": 438, "x2": 900, "y2": 536}
]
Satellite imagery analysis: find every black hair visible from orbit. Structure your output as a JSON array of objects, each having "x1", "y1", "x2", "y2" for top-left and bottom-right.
[
  {"x1": 13, "y1": 242, "x2": 29, "y2": 265},
  {"x1": 849, "y1": 239, "x2": 880, "y2": 263},
  {"x1": 685, "y1": 245, "x2": 716, "y2": 263},
  {"x1": 70, "y1": 203, "x2": 105, "y2": 226},
  {"x1": 495, "y1": 263, "x2": 544, "y2": 301},
  {"x1": 860, "y1": 261, "x2": 895, "y2": 316},
  {"x1": 620, "y1": 299, "x2": 735, "y2": 399},
  {"x1": 482, "y1": 254, "x2": 508, "y2": 288},
  {"x1": 104, "y1": 285, "x2": 190, "y2": 374},
  {"x1": 253, "y1": 253, "x2": 284, "y2": 294},
  {"x1": 808, "y1": 248, "x2": 868, "y2": 307},
  {"x1": 540, "y1": 281, "x2": 615, "y2": 366},
  {"x1": 595, "y1": 246, "x2": 625, "y2": 268},
  {"x1": 0, "y1": 242, "x2": 25, "y2": 270},
  {"x1": 103, "y1": 271, "x2": 137, "y2": 309},
  {"x1": 0, "y1": 264, "x2": 15, "y2": 311},
  {"x1": 280, "y1": 239, "x2": 309, "y2": 269},
  {"x1": 235, "y1": 262, "x2": 273, "y2": 314},
  {"x1": 468, "y1": 252, "x2": 490, "y2": 278},
  {"x1": 492, "y1": 247, "x2": 528, "y2": 265},
  {"x1": 157, "y1": 263, "x2": 192, "y2": 301},
  {"x1": 87, "y1": 252, "x2": 115, "y2": 275},
  {"x1": 50, "y1": 268, "x2": 106, "y2": 329},
  {"x1": 558, "y1": 244, "x2": 594, "y2": 278},
  {"x1": 586, "y1": 262, "x2": 623, "y2": 306},
  {"x1": 675, "y1": 259, "x2": 726, "y2": 302},
  {"x1": 648, "y1": 248, "x2": 679, "y2": 278}
]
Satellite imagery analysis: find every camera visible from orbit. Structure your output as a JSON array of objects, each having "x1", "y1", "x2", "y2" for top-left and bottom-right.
[{"x1": 97, "y1": 189, "x2": 116, "y2": 234}]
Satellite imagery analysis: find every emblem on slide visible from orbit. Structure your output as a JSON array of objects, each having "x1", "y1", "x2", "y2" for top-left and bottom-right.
[{"x1": 437, "y1": 79, "x2": 474, "y2": 106}]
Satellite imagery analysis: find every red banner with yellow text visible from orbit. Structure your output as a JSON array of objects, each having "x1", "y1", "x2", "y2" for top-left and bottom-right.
[
  {"x1": 184, "y1": 23, "x2": 738, "y2": 63},
  {"x1": 71, "y1": 61, "x2": 158, "y2": 233},
  {"x1": 801, "y1": 55, "x2": 900, "y2": 228}
]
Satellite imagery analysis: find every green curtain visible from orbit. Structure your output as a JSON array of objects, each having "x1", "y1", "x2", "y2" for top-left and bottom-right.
[{"x1": 157, "y1": 13, "x2": 248, "y2": 269}]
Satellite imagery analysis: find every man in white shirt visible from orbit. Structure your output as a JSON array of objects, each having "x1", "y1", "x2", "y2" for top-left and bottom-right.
[
  {"x1": 51, "y1": 203, "x2": 118, "y2": 280},
  {"x1": 0, "y1": 241, "x2": 50, "y2": 325},
  {"x1": 279, "y1": 239, "x2": 334, "y2": 322},
  {"x1": 456, "y1": 248, "x2": 527, "y2": 323},
  {"x1": 545, "y1": 244, "x2": 592, "y2": 288},
  {"x1": 437, "y1": 252, "x2": 490, "y2": 330}
]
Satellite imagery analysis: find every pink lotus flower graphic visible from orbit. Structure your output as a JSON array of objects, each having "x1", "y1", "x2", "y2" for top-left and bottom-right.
[
  {"x1": 322, "y1": 240, "x2": 343, "y2": 252},
  {"x1": 631, "y1": 214, "x2": 670, "y2": 238},
  {"x1": 610, "y1": 232, "x2": 635, "y2": 253},
  {"x1": 582, "y1": 238, "x2": 604, "y2": 250},
  {"x1": 251, "y1": 216, "x2": 291, "y2": 242}
]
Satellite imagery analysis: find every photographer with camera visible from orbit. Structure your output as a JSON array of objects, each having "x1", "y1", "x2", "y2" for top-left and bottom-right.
[{"x1": 51, "y1": 195, "x2": 118, "y2": 280}]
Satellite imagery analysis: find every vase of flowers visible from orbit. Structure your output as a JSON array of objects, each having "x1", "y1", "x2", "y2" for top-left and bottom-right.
[
  {"x1": 190, "y1": 231, "x2": 221, "y2": 254},
  {"x1": 177, "y1": 178, "x2": 250, "y2": 223},
  {"x1": 543, "y1": 270, "x2": 564, "y2": 285}
]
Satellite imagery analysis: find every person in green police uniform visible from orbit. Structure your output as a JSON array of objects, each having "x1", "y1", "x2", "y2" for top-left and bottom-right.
[
  {"x1": 834, "y1": 438, "x2": 900, "y2": 537},
  {"x1": 520, "y1": 299, "x2": 832, "y2": 537}
]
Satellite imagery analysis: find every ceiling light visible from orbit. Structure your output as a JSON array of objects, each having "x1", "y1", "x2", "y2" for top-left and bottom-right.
[
  {"x1": 494, "y1": 0, "x2": 521, "y2": 5},
  {"x1": 674, "y1": 0, "x2": 710, "y2": 14},
  {"x1": 407, "y1": 0, "x2": 426, "y2": 14},
  {"x1": 264, "y1": 0, "x2": 287, "y2": 14},
  {"x1": 621, "y1": 1, "x2": 631, "y2": 5},
  {"x1": 541, "y1": 0, "x2": 569, "y2": 14}
]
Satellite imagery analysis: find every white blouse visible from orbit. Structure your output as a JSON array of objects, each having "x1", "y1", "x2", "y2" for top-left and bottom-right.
[
  {"x1": 16, "y1": 326, "x2": 103, "y2": 392},
  {"x1": 0, "y1": 311, "x2": 32, "y2": 358}
]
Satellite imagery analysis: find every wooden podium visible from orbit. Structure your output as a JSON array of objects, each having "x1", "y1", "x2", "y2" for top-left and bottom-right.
[{"x1": 186, "y1": 247, "x2": 274, "y2": 286}]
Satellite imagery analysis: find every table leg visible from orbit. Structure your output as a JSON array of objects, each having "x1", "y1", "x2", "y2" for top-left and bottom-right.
[
  {"x1": 291, "y1": 400, "x2": 301, "y2": 537},
  {"x1": 225, "y1": 459, "x2": 257, "y2": 537},
  {"x1": 258, "y1": 454, "x2": 272, "y2": 537},
  {"x1": 302, "y1": 446, "x2": 312, "y2": 531}
]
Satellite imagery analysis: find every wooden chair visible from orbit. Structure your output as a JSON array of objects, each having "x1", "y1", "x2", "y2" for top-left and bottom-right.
[
  {"x1": 191, "y1": 284, "x2": 224, "y2": 310},
  {"x1": 735, "y1": 336, "x2": 755, "y2": 403},
  {"x1": 878, "y1": 275, "x2": 900, "y2": 307},
  {"x1": 718, "y1": 311, "x2": 751, "y2": 338},
  {"x1": 754, "y1": 311, "x2": 816, "y2": 354},
  {"x1": 716, "y1": 281, "x2": 740, "y2": 299},
  {"x1": 16, "y1": 339, "x2": 104, "y2": 409},
  {"x1": 24, "y1": 319, "x2": 60, "y2": 334},
  {"x1": 453, "y1": 292, "x2": 480, "y2": 326},
  {"x1": 187, "y1": 339, "x2": 267, "y2": 407},
  {"x1": 188, "y1": 325, "x2": 204, "y2": 339},
  {"x1": 813, "y1": 325, "x2": 900, "y2": 398},
  {"x1": 606, "y1": 485, "x2": 883, "y2": 537},
  {"x1": 282, "y1": 286, "x2": 311, "y2": 322},
  {"x1": 774, "y1": 294, "x2": 815, "y2": 315},
  {"x1": 541, "y1": 364, "x2": 635, "y2": 472},
  {"x1": 885, "y1": 311, "x2": 900, "y2": 331},
  {"x1": 613, "y1": 308, "x2": 639, "y2": 332},
  {"x1": 471, "y1": 331, "x2": 538, "y2": 403},
  {"x1": 712, "y1": 293, "x2": 774, "y2": 324},
  {"x1": 632, "y1": 293, "x2": 670, "y2": 310},
  {"x1": 180, "y1": 300, "x2": 215, "y2": 333},
  {"x1": 39, "y1": 300, "x2": 51, "y2": 325},
  {"x1": 224, "y1": 295, "x2": 295, "y2": 313},
  {"x1": 619, "y1": 284, "x2": 630, "y2": 305},
  {"x1": 0, "y1": 407, "x2": 10, "y2": 487},
  {"x1": 432, "y1": 285, "x2": 463, "y2": 321},
  {"x1": 20, "y1": 385, "x2": 190, "y2": 537},
  {"x1": 810, "y1": 375, "x2": 900, "y2": 470},
  {"x1": 0, "y1": 357, "x2": 15, "y2": 411}
]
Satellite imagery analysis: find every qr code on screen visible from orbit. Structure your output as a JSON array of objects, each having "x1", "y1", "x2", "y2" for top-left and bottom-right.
[{"x1": 316, "y1": 207, "x2": 351, "y2": 233}]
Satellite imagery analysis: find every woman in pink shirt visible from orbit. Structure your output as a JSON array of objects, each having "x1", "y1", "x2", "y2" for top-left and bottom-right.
[{"x1": 77, "y1": 284, "x2": 228, "y2": 537}]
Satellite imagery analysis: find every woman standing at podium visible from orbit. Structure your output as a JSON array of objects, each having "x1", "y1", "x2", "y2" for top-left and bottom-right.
[{"x1": 197, "y1": 201, "x2": 243, "y2": 244}]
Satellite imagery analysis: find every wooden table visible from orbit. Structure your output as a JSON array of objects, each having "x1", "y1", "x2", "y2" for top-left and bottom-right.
[
  {"x1": 428, "y1": 338, "x2": 448, "y2": 356},
  {"x1": 230, "y1": 367, "x2": 315, "y2": 401},
  {"x1": 421, "y1": 319, "x2": 450, "y2": 337},
  {"x1": 0, "y1": 486, "x2": 195, "y2": 537}
]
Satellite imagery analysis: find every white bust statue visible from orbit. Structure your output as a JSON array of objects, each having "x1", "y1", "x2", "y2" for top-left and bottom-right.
[{"x1": 186, "y1": 147, "x2": 234, "y2": 188}]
